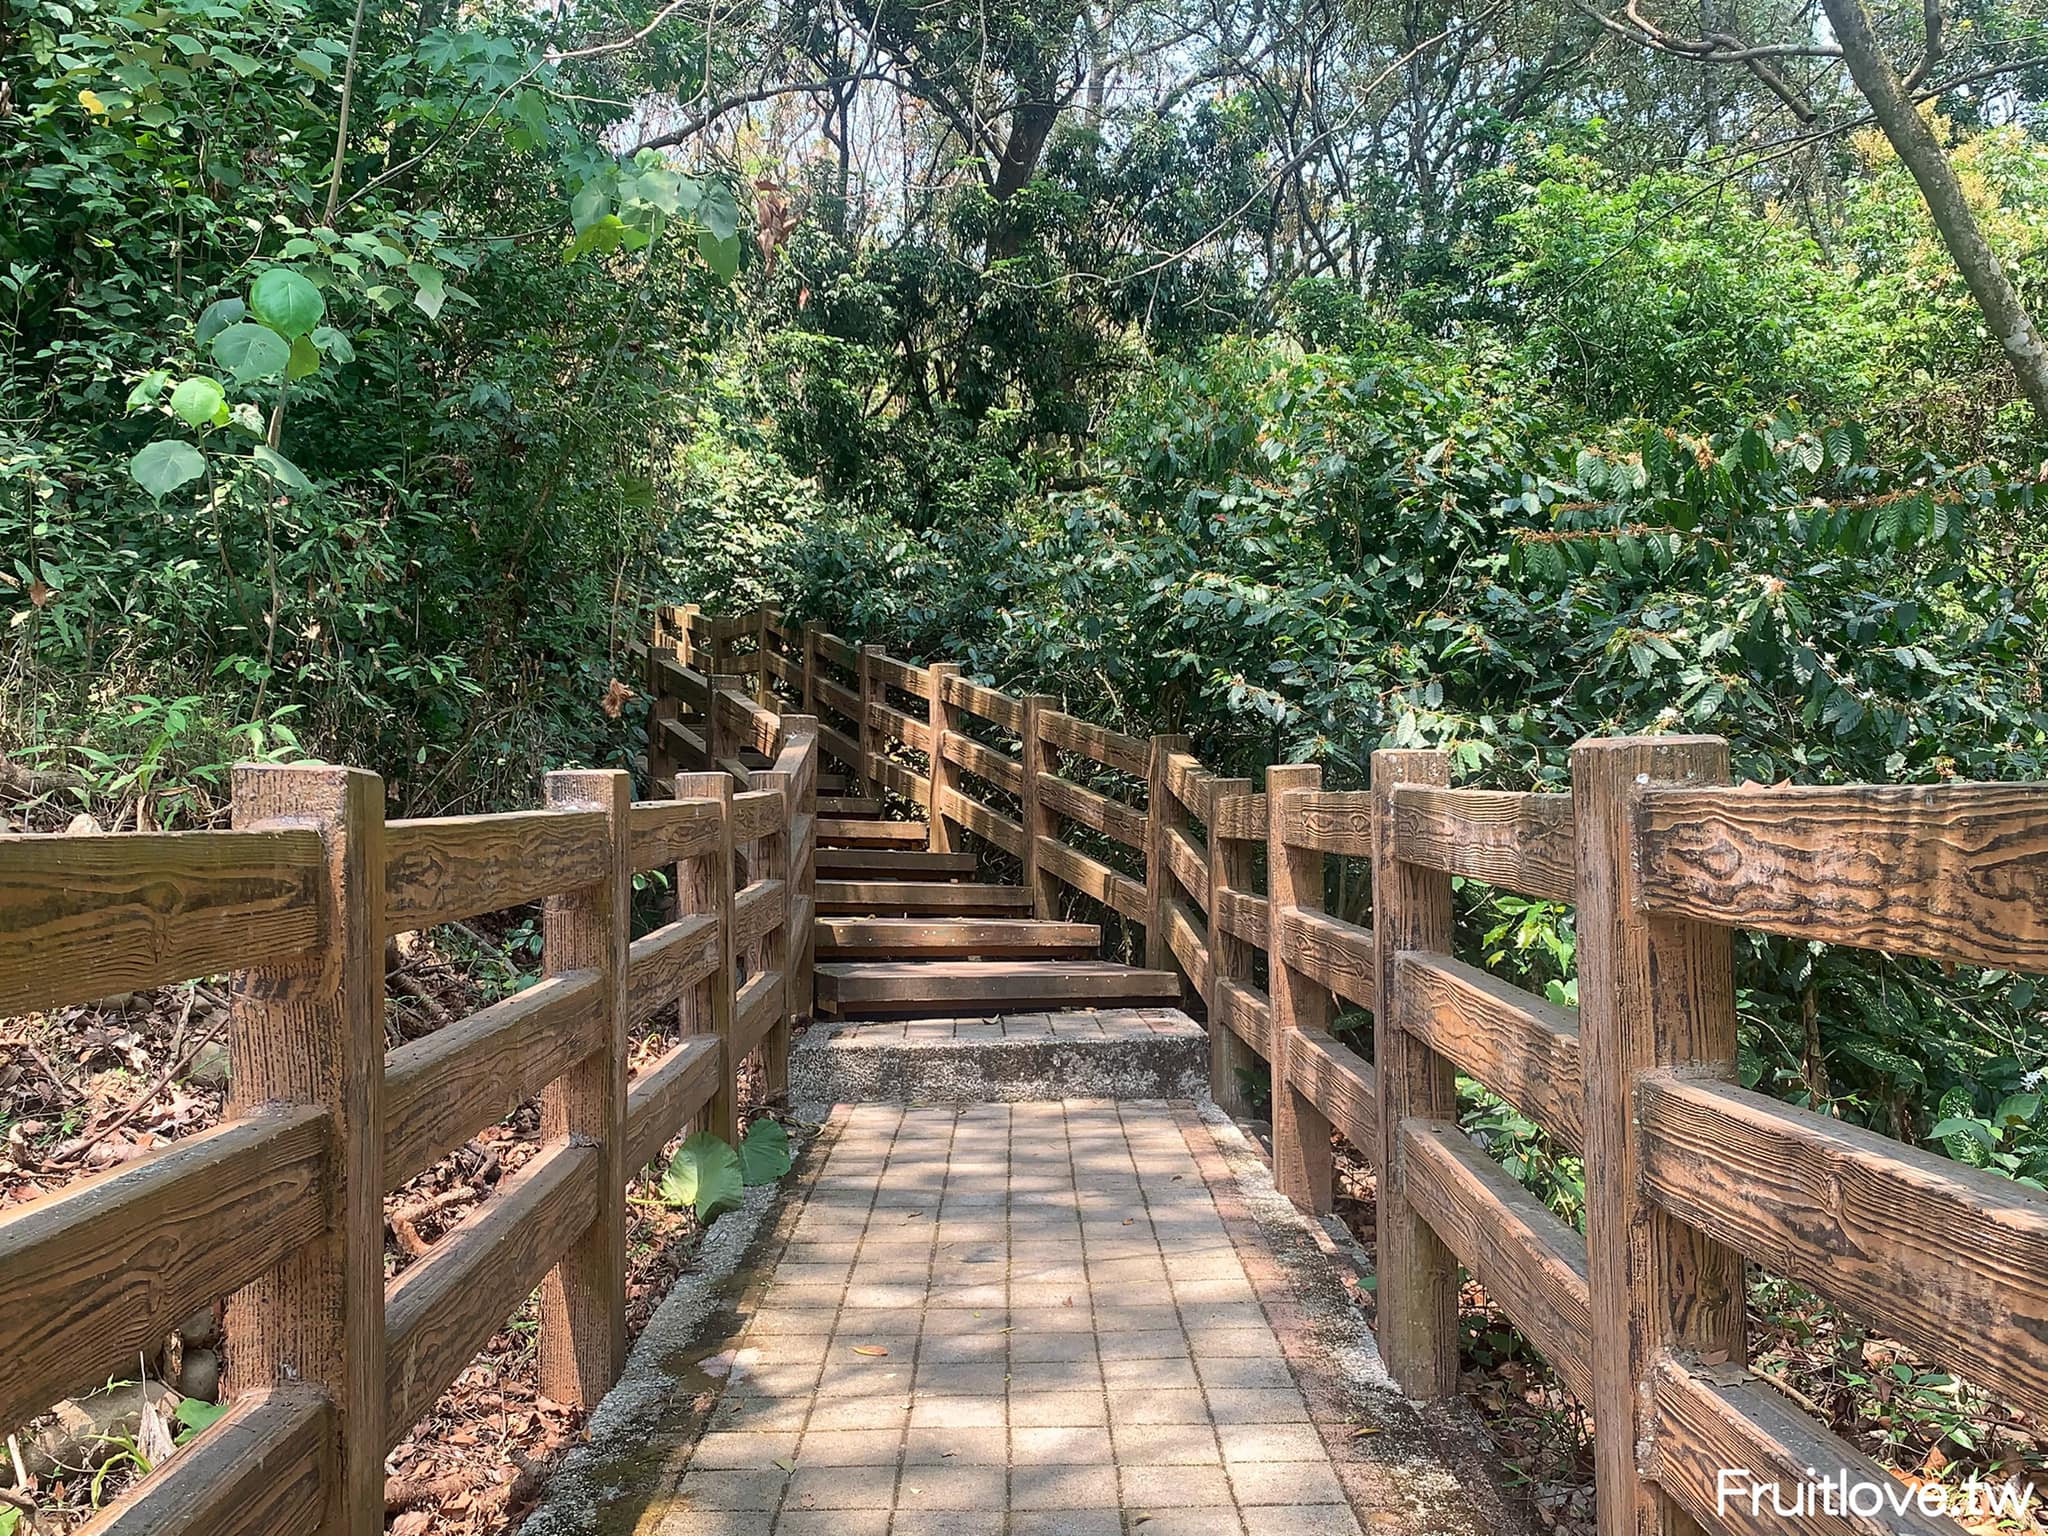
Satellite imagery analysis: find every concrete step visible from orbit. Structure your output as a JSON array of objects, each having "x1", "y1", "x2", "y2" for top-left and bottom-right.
[
  {"x1": 815, "y1": 960, "x2": 1183, "y2": 1017},
  {"x1": 815, "y1": 917, "x2": 1101, "y2": 961}
]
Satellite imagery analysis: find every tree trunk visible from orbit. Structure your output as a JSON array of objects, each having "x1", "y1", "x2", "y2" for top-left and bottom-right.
[{"x1": 1818, "y1": 0, "x2": 2048, "y2": 419}]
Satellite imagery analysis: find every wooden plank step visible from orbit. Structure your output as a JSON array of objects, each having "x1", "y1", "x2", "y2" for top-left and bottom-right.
[
  {"x1": 817, "y1": 773, "x2": 852, "y2": 794},
  {"x1": 816, "y1": 849, "x2": 978, "y2": 879},
  {"x1": 818, "y1": 796, "x2": 883, "y2": 817},
  {"x1": 816, "y1": 918, "x2": 1101, "y2": 961},
  {"x1": 819, "y1": 817, "x2": 929, "y2": 848},
  {"x1": 815, "y1": 960, "x2": 1183, "y2": 1016},
  {"x1": 816, "y1": 881, "x2": 1032, "y2": 916}
]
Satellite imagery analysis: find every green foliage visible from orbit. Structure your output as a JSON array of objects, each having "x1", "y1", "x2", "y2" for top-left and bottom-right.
[
  {"x1": 738, "y1": 1116, "x2": 793, "y2": 1185},
  {"x1": 658, "y1": 1131, "x2": 746, "y2": 1224}
]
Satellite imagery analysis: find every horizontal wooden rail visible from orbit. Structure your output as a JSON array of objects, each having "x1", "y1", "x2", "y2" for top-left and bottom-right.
[
  {"x1": 384, "y1": 1140, "x2": 599, "y2": 1446},
  {"x1": 940, "y1": 730, "x2": 1024, "y2": 794},
  {"x1": 815, "y1": 674, "x2": 862, "y2": 724},
  {"x1": 730, "y1": 789, "x2": 788, "y2": 845},
  {"x1": 1386, "y1": 786, "x2": 1576, "y2": 902},
  {"x1": 628, "y1": 798, "x2": 722, "y2": 872},
  {"x1": 1275, "y1": 906, "x2": 1376, "y2": 1011},
  {"x1": 1162, "y1": 824, "x2": 1207, "y2": 910},
  {"x1": 1161, "y1": 893, "x2": 1211, "y2": 996},
  {"x1": 716, "y1": 688, "x2": 781, "y2": 758},
  {"x1": 812, "y1": 630, "x2": 859, "y2": 669},
  {"x1": 76, "y1": 1384, "x2": 332, "y2": 1536},
  {"x1": 1400, "y1": 1119, "x2": 1593, "y2": 1401},
  {"x1": 1279, "y1": 790, "x2": 1374, "y2": 856},
  {"x1": 384, "y1": 810, "x2": 607, "y2": 931},
  {"x1": 868, "y1": 651, "x2": 930, "y2": 698},
  {"x1": 1638, "y1": 1070, "x2": 2048, "y2": 1417},
  {"x1": 1212, "y1": 792, "x2": 1266, "y2": 840},
  {"x1": 1036, "y1": 770, "x2": 1147, "y2": 848},
  {"x1": 733, "y1": 877, "x2": 788, "y2": 953},
  {"x1": 1395, "y1": 953, "x2": 1585, "y2": 1150},
  {"x1": 940, "y1": 673, "x2": 1025, "y2": 731},
  {"x1": 870, "y1": 699, "x2": 933, "y2": 754},
  {"x1": 1214, "y1": 978, "x2": 1274, "y2": 1056},
  {"x1": 870, "y1": 757, "x2": 932, "y2": 806},
  {"x1": 1645, "y1": 1355, "x2": 1969, "y2": 1536},
  {"x1": 1164, "y1": 751, "x2": 1213, "y2": 817},
  {"x1": 0, "y1": 827, "x2": 325, "y2": 1015},
  {"x1": 1285, "y1": 1027, "x2": 1377, "y2": 1155},
  {"x1": 1635, "y1": 781, "x2": 2048, "y2": 971},
  {"x1": 624, "y1": 1036, "x2": 725, "y2": 1171},
  {"x1": 733, "y1": 970, "x2": 784, "y2": 1058},
  {"x1": 1039, "y1": 710, "x2": 1148, "y2": 778},
  {"x1": 0, "y1": 1107, "x2": 329, "y2": 1435},
  {"x1": 1034, "y1": 835, "x2": 1147, "y2": 921},
  {"x1": 1212, "y1": 887, "x2": 1268, "y2": 947},
  {"x1": 939, "y1": 786, "x2": 1026, "y2": 856},
  {"x1": 625, "y1": 914, "x2": 720, "y2": 1026},
  {"x1": 383, "y1": 969, "x2": 605, "y2": 1187}
]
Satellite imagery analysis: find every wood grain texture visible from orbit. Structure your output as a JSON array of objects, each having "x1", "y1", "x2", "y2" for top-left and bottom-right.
[
  {"x1": 1573, "y1": 735, "x2": 1744, "y2": 1536},
  {"x1": 384, "y1": 810, "x2": 608, "y2": 932},
  {"x1": 816, "y1": 847, "x2": 978, "y2": 878},
  {"x1": 1400, "y1": 1119, "x2": 1594, "y2": 1402},
  {"x1": 749, "y1": 767, "x2": 794, "y2": 1097},
  {"x1": 383, "y1": 969, "x2": 606, "y2": 1187},
  {"x1": 627, "y1": 798, "x2": 723, "y2": 873},
  {"x1": 1282, "y1": 790, "x2": 1374, "y2": 856},
  {"x1": 1210, "y1": 792, "x2": 1266, "y2": 841},
  {"x1": 1038, "y1": 711, "x2": 1149, "y2": 778},
  {"x1": 1212, "y1": 888, "x2": 1269, "y2": 948},
  {"x1": 940, "y1": 729, "x2": 1024, "y2": 795},
  {"x1": 1276, "y1": 906, "x2": 1376, "y2": 1011},
  {"x1": 869, "y1": 698, "x2": 933, "y2": 754},
  {"x1": 625, "y1": 914, "x2": 719, "y2": 1026},
  {"x1": 0, "y1": 1108, "x2": 328, "y2": 1435},
  {"x1": 867, "y1": 757, "x2": 933, "y2": 809},
  {"x1": 0, "y1": 826, "x2": 323, "y2": 1015},
  {"x1": 940, "y1": 673, "x2": 1026, "y2": 732},
  {"x1": 730, "y1": 790, "x2": 787, "y2": 846},
  {"x1": 1268, "y1": 767, "x2": 1334, "y2": 1215},
  {"x1": 385, "y1": 1141, "x2": 600, "y2": 1443},
  {"x1": 624, "y1": 1035, "x2": 726, "y2": 1171},
  {"x1": 1162, "y1": 824, "x2": 1208, "y2": 912},
  {"x1": 816, "y1": 879, "x2": 1033, "y2": 915},
  {"x1": 928, "y1": 664, "x2": 963, "y2": 855},
  {"x1": 1395, "y1": 952, "x2": 1585, "y2": 1151},
  {"x1": 1370, "y1": 749, "x2": 1460, "y2": 1401},
  {"x1": 815, "y1": 960, "x2": 1180, "y2": 1013},
  {"x1": 1388, "y1": 786, "x2": 1576, "y2": 902},
  {"x1": 1164, "y1": 751, "x2": 1213, "y2": 817},
  {"x1": 811, "y1": 629, "x2": 859, "y2": 669},
  {"x1": 938, "y1": 786, "x2": 1027, "y2": 857},
  {"x1": 1646, "y1": 1355, "x2": 1968, "y2": 1536},
  {"x1": 77, "y1": 1385, "x2": 332, "y2": 1536},
  {"x1": 817, "y1": 723, "x2": 863, "y2": 778},
  {"x1": 715, "y1": 685, "x2": 782, "y2": 757},
  {"x1": 1285, "y1": 1027, "x2": 1378, "y2": 1156},
  {"x1": 1634, "y1": 781, "x2": 2048, "y2": 970},
  {"x1": 1161, "y1": 892, "x2": 1211, "y2": 997},
  {"x1": 1034, "y1": 835, "x2": 1148, "y2": 922},
  {"x1": 1639, "y1": 1069, "x2": 2048, "y2": 1418},
  {"x1": 535, "y1": 769, "x2": 630, "y2": 1409},
  {"x1": 675, "y1": 773, "x2": 736, "y2": 1147},
  {"x1": 1145, "y1": 733, "x2": 1190, "y2": 985},
  {"x1": 226, "y1": 763, "x2": 385, "y2": 1536},
  {"x1": 1035, "y1": 770, "x2": 1148, "y2": 849},
  {"x1": 815, "y1": 675, "x2": 863, "y2": 727},
  {"x1": 1206, "y1": 775, "x2": 1263, "y2": 1119},
  {"x1": 1214, "y1": 979, "x2": 1274, "y2": 1057},
  {"x1": 814, "y1": 917, "x2": 1100, "y2": 959},
  {"x1": 733, "y1": 969, "x2": 785, "y2": 1059},
  {"x1": 733, "y1": 877, "x2": 789, "y2": 955},
  {"x1": 1020, "y1": 695, "x2": 1058, "y2": 920},
  {"x1": 868, "y1": 650, "x2": 931, "y2": 698}
]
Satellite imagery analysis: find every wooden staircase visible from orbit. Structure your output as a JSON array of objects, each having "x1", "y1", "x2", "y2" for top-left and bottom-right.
[{"x1": 812, "y1": 802, "x2": 1180, "y2": 1018}]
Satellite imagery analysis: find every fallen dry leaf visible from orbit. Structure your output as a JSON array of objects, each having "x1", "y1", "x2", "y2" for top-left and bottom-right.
[{"x1": 852, "y1": 1345, "x2": 890, "y2": 1357}]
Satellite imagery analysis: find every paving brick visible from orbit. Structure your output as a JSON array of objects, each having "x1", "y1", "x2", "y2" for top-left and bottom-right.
[
  {"x1": 909, "y1": 1394, "x2": 1005, "y2": 1428},
  {"x1": 659, "y1": 1513, "x2": 775, "y2": 1536},
  {"x1": 1238, "y1": 1506, "x2": 1363, "y2": 1536},
  {"x1": 894, "y1": 1464, "x2": 1006, "y2": 1510},
  {"x1": 779, "y1": 1513, "x2": 891, "y2": 1536},
  {"x1": 674, "y1": 1468, "x2": 789, "y2": 1510},
  {"x1": 1105, "y1": 1388, "x2": 1208, "y2": 1424},
  {"x1": 691, "y1": 1431, "x2": 802, "y2": 1469},
  {"x1": 784, "y1": 1464, "x2": 899, "y2": 1509},
  {"x1": 1203, "y1": 1389, "x2": 1311, "y2": 1424},
  {"x1": 1117, "y1": 1463, "x2": 1234, "y2": 1508},
  {"x1": 903, "y1": 1426, "x2": 1009, "y2": 1465},
  {"x1": 1228, "y1": 1460, "x2": 1349, "y2": 1505},
  {"x1": 1107, "y1": 1422, "x2": 1222, "y2": 1465},
  {"x1": 1007, "y1": 1512, "x2": 1122, "y2": 1536},
  {"x1": 797, "y1": 1429, "x2": 905, "y2": 1466},
  {"x1": 889, "y1": 1513, "x2": 1006, "y2": 1536},
  {"x1": 1010, "y1": 1463, "x2": 1121, "y2": 1509},
  {"x1": 1214, "y1": 1423, "x2": 1327, "y2": 1464}
]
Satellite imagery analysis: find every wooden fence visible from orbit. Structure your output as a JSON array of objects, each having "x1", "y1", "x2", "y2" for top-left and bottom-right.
[
  {"x1": 644, "y1": 602, "x2": 2048, "y2": 1536},
  {"x1": 0, "y1": 709, "x2": 817, "y2": 1536}
]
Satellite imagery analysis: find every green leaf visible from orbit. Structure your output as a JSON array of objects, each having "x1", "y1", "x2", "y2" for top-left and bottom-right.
[
  {"x1": 195, "y1": 296, "x2": 246, "y2": 347},
  {"x1": 175, "y1": 1398, "x2": 230, "y2": 1436},
  {"x1": 249, "y1": 268, "x2": 324, "y2": 338},
  {"x1": 126, "y1": 368, "x2": 171, "y2": 409},
  {"x1": 310, "y1": 325, "x2": 355, "y2": 364},
  {"x1": 700, "y1": 181, "x2": 740, "y2": 241},
  {"x1": 571, "y1": 182, "x2": 610, "y2": 233},
  {"x1": 739, "y1": 1117, "x2": 791, "y2": 1186},
  {"x1": 211, "y1": 322, "x2": 291, "y2": 383},
  {"x1": 130, "y1": 439, "x2": 206, "y2": 500},
  {"x1": 287, "y1": 334, "x2": 321, "y2": 380},
  {"x1": 409, "y1": 263, "x2": 446, "y2": 321},
  {"x1": 658, "y1": 1131, "x2": 744, "y2": 1223},
  {"x1": 169, "y1": 376, "x2": 225, "y2": 427},
  {"x1": 697, "y1": 228, "x2": 740, "y2": 280},
  {"x1": 251, "y1": 444, "x2": 314, "y2": 492}
]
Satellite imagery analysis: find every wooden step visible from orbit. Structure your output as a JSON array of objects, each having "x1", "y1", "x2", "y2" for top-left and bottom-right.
[
  {"x1": 816, "y1": 848, "x2": 978, "y2": 879},
  {"x1": 817, "y1": 773, "x2": 852, "y2": 794},
  {"x1": 818, "y1": 817, "x2": 929, "y2": 848},
  {"x1": 816, "y1": 918, "x2": 1101, "y2": 961},
  {"x1": 815, "y1": 960, "x2": 1183, "y2": 1016},
  {"x1": 818, "y1": 796, "x2": 883, "y2": 817},
  {"x1": 816, "y1": 881, "x2": 1033, "y2": 916}
]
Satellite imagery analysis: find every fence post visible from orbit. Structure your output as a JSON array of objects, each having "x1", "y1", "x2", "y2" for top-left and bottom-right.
[
  {"x1": 858, "y1": 645, "x2": 883, "y2": 793},
  {"x1": 678, "y1": 770, "x2": 739, "y2": 1145},
  {"x1": 647, "y1": 608, "x2": 677, "y2": 793},
  {"x1": 752, "y1": 766, "x2": 794, "y2": 1099},
  {"x1": 1206, "y1": 776, "x2": 1258, "y2": 1118},
  {"x1": 1020, "y1": 694, "x2": 1059, "y2": 920},
  {"x1": 673, "y1": 602, "x2": 700, "y2": 668},
  {"x1": 756, "y1": 609, "x2": 773, "y2": 709},
  {"x1": 780, "y1": 715, "x2": 819, "y2": 1024},
  {"x1": 1370, "y1": 747, "x2": 1460, "y2": 1398},
  {"x1": 800, "y1": 624, "x2": 818, "y2": 718},
  {"x1": 1573, "y1": 736, "x2": 1746, "y2": 1536},
  {"x1": 707, "y1": 672, "x2": 748, "y2": 775},
  {"x1": 538, "y1": 768, "x2": 630, "y2": 1405},
  {"x1": 227, "y1": 764, "x2": 385, "y2": 1536},
  {"x1": 1265, "y1": 762, "x2": 1333, "y2": 1212},
  {"x1": 928, "y1": 661, "x2": 962, "y2": 853},
  {"x1": 1146, "y1": 733, "x2": 1192, "y2": 990}
]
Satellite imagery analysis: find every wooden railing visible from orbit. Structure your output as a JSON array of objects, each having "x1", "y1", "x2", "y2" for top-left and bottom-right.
[
  {"x1": 647, "y1": 602, "x2": 2048, "y2": 1536},
  {"x1": 0, "y1": 716, "x2": 816, "y2": 1535}
]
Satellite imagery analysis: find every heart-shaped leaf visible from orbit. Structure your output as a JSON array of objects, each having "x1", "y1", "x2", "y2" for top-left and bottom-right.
[
  {"x1": 739, "y1": 1116, "x2": 791, "y2": 1186},
  {"x1": 659, "y1": 1131, "x2": 744, "y2": 1223},
  {"x1": 697, "y1": 228, "x2": 740, "y2": 281},
  {"x1": 169, "y1": 376, "x2": 225, "y2": 427},
  {"x1": 195, "y1": 296, "x2": 246, "y2": 347},
  {"x1": 130, "y1": 439, "x2": 205, "y2": 500},
  {"x1": 212, "y1": 322, "x2": 290, "y2": 383},
  {"x1": 249, "y1": 267, "x2": 324, "y2": 337},
  {"x1": 251, "y1": 444, "x2": 313, "y2": 492},
  {"x1": 126, "y1": 368, "x2": 170, "y2": 409},
  {"x1": 287, "y1": 334, "x2": 321, "y2": 380}
]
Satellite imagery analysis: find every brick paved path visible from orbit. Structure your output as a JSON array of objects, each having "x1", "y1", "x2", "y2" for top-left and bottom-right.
[{"x1": 650, "y1": 1101, "x2": 1501, "y2": 1536}]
